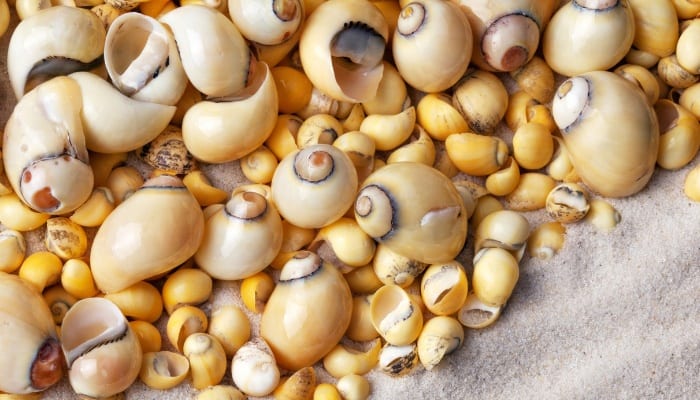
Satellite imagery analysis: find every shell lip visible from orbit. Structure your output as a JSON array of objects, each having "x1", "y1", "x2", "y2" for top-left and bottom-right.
[
  {"x1": 25, "y1": 56, "x2": 104, "y2": 95},
  {"x1": 354, "y1": 184, "x2": 397, "y2": 242},
  {"x1": 396, "y1": 2, "x2": 426, "y2": 37},
  {"x1": 278, "y1": 251, "x2": 324, "y2": 282},
  {"x1": 205, "y1": 53, "x2": 260, "y2": 102},
  {"x1": 572, "y1": 0, "x2": 619, "y2": 12}
]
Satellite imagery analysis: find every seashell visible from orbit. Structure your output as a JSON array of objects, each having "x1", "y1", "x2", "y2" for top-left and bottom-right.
[
  {"x1": 3, "y1": 77, "x2": 93, "y2": 215},
  {"x1": 471, "y1": 247, "x2": 519, "y2": 307},
  {"x1": 527, "y1": 221, "x2": 566, "y2": 261},
  {"x1": 323, "y1": 339, "x2": 381, "y2": 379},
  {"x1": 614, "y1": 63, "x2": 660, "y2": 105},
  {"x1": 160, "y1": 4, "x2": 251, "y2": 98},
  {"x1": 0, "y1": 229, "x2": 26, "y2": 273},
  {"x1": 445, "y1": 132, "x2": 509, "y2": 177},
  {"x1": 551, "y1": 71, "x2": 659, "y2": 197},
  {"x1": 354, "y1": 162, "x2": 467, "y2": 264},
  {"x1": 654, "y1": 99, "x2": 700, "y2": 170},
  {"x1": 627, "y1": 0, "x2": 678, "y2": 58},
  {"x1": 182, "y1": 62, "x2": 279, "y2": 163},
  {"x1": 672, "y1": 0, "x2": 700, "y2": 19},
  {"x1": 359, "y1": 106, "x2": 416, "y2": 151},
  {"x1": 313, "y1": 383, "x2": 342, "y2": 400},
  {"x1": 91, "y1": 3, "x2": 125, "y2": 31},
  {"x1": 584, "y1": 198, "x2": 621, "y2": 232},
  {"x1": 332, "y1": 130, "x2": 375, "y2": 183},
  {"x1": 416, "y1": 316, "x2": 464, "y2": 370},
  {"x1": 103, "y1": 281, "x2": 164, "y2": 323},
  {"x1": 0, "y1": 193, "x2": 50, "y2": 232},
  {"x1": 105, "y1": 165, "x2": 143, "y2": 205},
  {"x1": 194, "y1": 189, "x2": 283, "y2": 280},
  {"x1": 183, "y1": 333, "x2": 227, "y2": 390},
  {"x1": 0, "y1": 0, "x2": 9, "y2": 37},
  {"x1": 228, "y1": 0, "x2": 304, "y2": 45},
  {"x1": 269, "y1": 220, "x2": 316, "y2": 269},
  {"x1": 166, "y1": 305, "x2": 208, "y2": 352},
  {"x1": 182, "y1": 170, "x2": 228, "y2": 207},
  {"x1": 266, "y1": 114, "x2": 303, "y2": 160},
  {"x1": 684, "y1": 164, "x2": 700, "y2": 202},
  {"x1": 231, "y1": 338, "x2": 280, "y2": 397},
  {"x1": 392, "y1": 0, "x2": 472, "y2": 92},
  {"x1": 504, "y1": 172, "x2": 556, "y2": 211},
  {"x1": 346, "y1": 295, "x2": 381, "y2": 342},
  {"x1": 512, "y1": 122, "x2": 554, "y2": 171},
  {"x1": 260, "y1": 251, "x2": 353, "y2": 371},
  {"x1": 104, "y1": 12, "x2": 187, "y2": 105},
  {"x1": 44, "y1": 217, "x2": 88, "y2": 260},
  {"x1": 197, "y1": 385, "x2": 247, "y2": 400},
  {"x1": 370, "y1": 284, "x2": 423, "y2": 346},
  {"x1": 416, "y1": 93, "x2": 468, "y2": 141},
  {"x1": 61, "y1": 297, "x2": 142, "y2": 398},
  {"x1": 272, "y1": 366, "x2": 316, "y2": 400},
  {"x1": 470, "y1": 194, "x2": 504, "y2": 229},
  {"x1": 69, "y1": 187, "x2": 115, "y2": 228},
  {"x1": 138, "y1": 125, "x2": 196, "y2": 175},
  {"x1": 69, "y1": 71, "x2": 176, "y2": 153},
  {"x1": 0, "y1": 272, "x2": 64, "y2": 394},
  {"x1": 420, "y1": 261, "x2": 469, "y2": 316},
  {"x1": 308, "y1": 217, "x2": 376, "y2": 273},
  {"x1": 90, "y1": 175, "x2": 205, "y2": 293},
  {"x1": 271, "y1": 66, "x2": 313, "y2": 114},
  {"x1": 299, "y1": 0, "x2": 388, "y2": 102},
  {"x1": 60, "y1": 259, "x2": 99, "y2": 299},
  {"x1": 208, "y1": 305, "x2": 251, "y2": 357},
  {"x1": 296, "y1": 113, "x2": 344, "y2": 149},
  {"x1": 509, "y1": 56, "x2": 556, "y2": 104},
  {"x1": 386, "y1": 125, "x2": 436, "y2": 166},
  {"x1": 139, "y1": 351, "x2": 189, "y2": 390},
  {"x1": 657, "y1": 55, "x2": 698, "y2": 90},
  {"x1": 271, "y1": 144, "x2": 358, "y2": 229},
  {"x1": 542, "y1": 0, "x2": 635, "y2": 76},
  {"x1": 474, "y1": 210, "x2": 530, "y2": 262},
  {"x1": 129, "y1": 320, "x2": 162, "y2": 354},
  {"x1": 240, "y1": 272, "x2": 275, "y2": 314},
  {"x1": 452, "y1": 69, "x2": 509, "y2": 134},
  {"x1": 43, "y1": 285, "x2": 77, "y2": 325},
  {"x1": 457, "y1": 291, "x2": 502, "y2": 329},
  {"x1": 361, "y1": 61, "x2": 408, "y2": 116},
  {"x1": 336, "y1": 374, "x2": 370, "y2": 400},
  {"x1": 378, "y1": 342, "x2": 418, "y2": 376},
  {"x1": 162, "y1": 268, "x2": 212, "y2": 315},
  {"x1": 18, "y1": 251, "x2": 62, "y2": 293},
  {"x1": 7, "y1": 6, "x2": 105, "y2": 99},
  {"x1": 545, "y1": 183, "x2": 590, "y2": 223},
  {"x1": 485, "y1": 157, "x2": 520, "y2": 197},
  {"x1": 372, "y1": 243, "x2": 428, "y2": 288},
  {"x1": 241, "y1": 145, "x2": 279, "y2": 184}
]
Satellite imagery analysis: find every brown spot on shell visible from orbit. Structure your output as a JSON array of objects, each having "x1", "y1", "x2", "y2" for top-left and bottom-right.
[
  {"x1": 31, "y1": 337, "x2": 65, "y2": 390},
  {"x1": 33, "y1": 187, "x2": 61, "y2": 211}
]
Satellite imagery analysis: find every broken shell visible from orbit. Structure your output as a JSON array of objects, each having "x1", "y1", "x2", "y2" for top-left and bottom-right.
[
  {"x1": 138, "y1": 125, "x2": 196, "y2": 175},
  {"x1": 139, "y1": 351, "x2": 189, "y2": 390},
  {"x1": 378, "y1": 342, "x2": 418, "y2": 377},
  {"x1": 104, "y1": 12, "x2": 187, "y2": 105},
  {"x1": 421, "y1": 261, "x2": 469, "y2": 316},
  {"x1": 543, "y1": 0, "x2": 635, "y2": 76},
  {"x1": 416, "y1": 316, "x2": 464, "y2": 371},
  {"x1": 457, "y1": 291, "x2": 502, "y2": 329},
  {"x1": 273, "y1": 366, "x2": 316, "y2": 400},
  {"x1": 91, "y1": 175, "x2": 205, "y2": 293},
  {"x1": 370, "y1": 284, "x2": 423, "y2": 346},
  {"x1": 197, "y1": 385, "x2": 247, "y2": 400},
  {"x1": 308, "y1": 217, "x2": 376, "y2": 273},
  {"x1": 346, "y1": 295, "x2": 380, "y2": 342},
  {"x1": 162, "y1": 268, "x2": 212, "y2": 315},
  {"x1": 585, "y1": 198, "x2": 621, "y2": 232},
  {"x1": 552, "y1": 71, "x2": 659, "y2": 197},
  {"x1": 69, "y1": 71, "x2": 175, "y2": 153},
  {"x1": 166, "y1": 305, "x2": 208, "y2": 352},
  {"x1": 392, "y1": 0, "x2": 472, "y2": 92},
  {"x1": 18, "y1": 251, "x2": 62, "y2": 293},
  {"x1": 546, "y1": 183, "x2": 590, "y2": 223},
  {"x1": 323, "y1": 338, "x2": 381, "y2": 379},
  {"x1": 229, "y1": 0, "x2": 303, "y2": 45},
  {"x1": 336, "y1": 374, "x2": 370, "y2": 400},
  {"x1": 299, "y1": 0, "x2": 388, "y2": 102},
  {"x1": 271, "y1": 144, "x2": 358, "y2": 229},
  {"x1": 103, "y1": 281, "x2": 164, "y2": 323},
  {"x1": 266, "y1": 114, "x2": 303, "y2": 160},
  {"x1": 240, "y1": 271, "x2": 275, "y2": 314},
  {"x1": 0, "y1": 273, "x2": 64, "y2": 394},
  {"x1": 355, "y1": 162, "x2": 467, "y2": 264},
  {"x1": 7, "y1": 6, "x2": 105, "y2": 99},
  {"x1": 445, "y1": 132, "x2": 509, "y2": 177},
  {"x1": 527, "y1": 221, "x2": 566, "y2": 260},
  {"x1": 44, "y1": 217, "x2": 87, "y2": 260},
  {"x1": 231, "y1": 338, "x2": 281, "y2": 397},
  {"x1": 654, "y1": 99, "x2": 700, "y2": 170},
  {"x1": 160, "y1": 4, "x2": 251, "y2": 98},
  {"x1": 332, "y1": 131, "x2": 376, "y2": 183},
  {"x1": 60, "y1": 259, "x2": 98, "y2": 299},
  {"x1": 505, "y1": 90, "x2": 538, "y2": 132},
  {"x1": 129, "y1": 320, "x2": 161, "y2": 354},
  {"x1": 61, "y1": 297, "x2": 141, "y2": 398},
  {"x1": 208, "y1": 305, "x2": 251, "y2": 357},
  {"x1": 3, "y1": 77, "x2": 94, "y2": 215},
  {"x1": 372, "y1": 243, "x2": 428, "y2": 288},
  {"x1": 471, "y1": 247, "x2": 519, "y2": 307},
  {"x1": 474, "y1": 210, "x2": 530, "y2": 262},
  {"x1": 69, "y1": 187, "x2": 115, "y2": 228},
  {"x1": 452, "y1": 69, "x2": 509, "y2": 134},
  {"x1": 195, "y1": 190, "x2": 283, "y2": 280},
  {"x1": 182, "y1": 62, "x2": 279, "y2": 163},
  {"x1": 341, "y1": 103, "x2": 367, "y2": 132},
  {"x1": 183, "y1": 333, "x2": 227, "y2": 390},
  {"x1": 260, "y1": 251, "x2": 353, "y2": 370},
  {"x1": 0, "y1": 229, "x2": 26, "y2": 273}
]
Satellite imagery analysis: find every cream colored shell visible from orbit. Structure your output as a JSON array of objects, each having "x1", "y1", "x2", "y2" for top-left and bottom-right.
[
  {"x1": 228, "y1": 0, "x2": 303, "y2": 45},
  {"x1": 90, "y1": 175, "x2": 205, "y2": 293}
]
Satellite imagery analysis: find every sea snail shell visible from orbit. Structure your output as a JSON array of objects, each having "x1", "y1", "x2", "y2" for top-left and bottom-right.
[
  {"x1": 299, "y1": 0, "x2": 389, "y2": 102},
  {"x1": 7, "y1": 5, "x2": 105, "y2": 99},
  {"x1": 0, "y1": 272, "x2": 64, "y2": 394},
  {"x1": 228, "y1": 0, "x2": 304, "y2": 45},
  {"x1": 61, "y1": 297, "x2": 142, "y2": 398},
  {"x1": 552, "y1": 71, "x2": 659, "y2": 197},
  {"x1": 3, "y1": 76, "x2": 94, "y2": 215},
  {"x1": 90, "y1": 175, "x2": 205, "y2": 293},
  {"x1": 354, "y1": 162, "x2": 467, "y2": 264}
]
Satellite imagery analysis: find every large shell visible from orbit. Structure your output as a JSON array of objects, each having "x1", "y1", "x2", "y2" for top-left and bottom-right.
[
  {"x1": 69, "y1": 71, "x2": 176, "y2": 153},
  {"x1": 260, "y1": 251, "x2": 353, "y2": 370},
  {"x1": 551, "y1": 71, "x2": 659, "y2": 197},
  {"x1": 160, "y1": 4, "x2": 251, "y2": 98},
  {"x1": 104, "y1": 12, "x2": 187, "y2": 105},
  {"x1": 7, "y1": 5, "x2": 105, "y2": 99},
  {"x1": 61, "y1": 297, "x2": 142, "y2": 398},
  {"x1": 299, "y1": 0, "x2": 389, "y2": 102},
  {"x1": 182, "y1": 62, "x2": 279, "y2": 163},
  {"x1": 3, "y1": 76, "x2": 94, "y2": 214},
  {"x1": 0, "y1": 272, "x2": 64, "y2": 394},
  {"x1": 392, "y1": 0, "x2": 472, "y2": 92},
  {"x1": 354, "y1": 162, "x2": 467, "y2": 264},
  {"x1": 90, "y1": 175, "x2": 205, "y2": 293}
]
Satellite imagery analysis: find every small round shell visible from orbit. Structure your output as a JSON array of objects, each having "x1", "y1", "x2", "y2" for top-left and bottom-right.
[
  {"x1": 231, "y1": 338, "x2": 280, "y2": 397},
  {"x1": 166, "y1": 305, "x2": 209, "y2": 352},
  {"x1": 370, "y1": 284, "x2": 423, "y2": 346},
  {"x1": 308, "y1": 217, "x2": 376, "y2": 273},
  {"x1": 183, "y1": 333, "x2": 227, "y2": 390},
  {"x1": 139, "y1": 351, "x2": 190, "y2": 390},
  {"x1": 373, "y1": 243, "x2": 428, "y2": 288},
  {"x1": 61, "y1": 259, "x2": 99, "y2": 299},
  {"x1": 378, "y1": 342, "x2": 419, "y2": 377},
  {"x1": 0, "y1": 230, "x2": 26, "y2": 273},
  {"x1": 323, "y1": 339, "x2": 381, "y2": 378},
  {"x1": 416, "y1": 316, "x2": 464, "y2": 370},
  {"x1": 273, "y1": 366, "x2": 317, "y2": 400},
  {"x1": 545, "y1": 183, "x2": 590, "y2": 223},
  {"x1": 445, "y1": 132, "x2": 509, "y2": 177},
  {"x1": 471, "y1": 247, "x2": 519, "y2": 307},
  {"x1": 162, "y1": 268, "x2": 213, "y2": 315},
  {"x1": 208, "y1": 305, "x2": 251, "y2": 357},
  {"x1": 527, "y1": 221, "x2": 566, "y2": 261},
  {"x1": 138, "y1": 125, "x2": 196, "y2": 175},
  {"x1": 457, "y1": 291, "x2": 502, "y2": 329},
  {"x1": 103, "y1": 281, "x2": 164, "y2": 323},
  {"x1": 44, "y1": 217, "x2": 88, "y2": 260},
  {"x1": 452, "y1": 69, "x2": 509, "y2": 134},
  {"x1": 420, "y1": 261, "x2": 469, "y2": 316}
]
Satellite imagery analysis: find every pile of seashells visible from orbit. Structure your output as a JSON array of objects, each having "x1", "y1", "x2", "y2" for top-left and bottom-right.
[{"x1": 0, "y1": 0, "x2": 699, "y2": 398}]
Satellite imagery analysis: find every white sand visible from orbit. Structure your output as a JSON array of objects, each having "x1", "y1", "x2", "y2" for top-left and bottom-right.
[{"x1": 2, "y1": 8, "x2": 700, "y2": 400}]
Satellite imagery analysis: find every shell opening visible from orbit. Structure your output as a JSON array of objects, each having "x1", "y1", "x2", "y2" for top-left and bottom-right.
[
  {"x1": 25, "y1": 56, "x2": 104, "y2": 95},
  {"x1": 397, "y1": 3, "x2": 425, "y2": 36},
  {"x1": 31, "y1": 337, "x2": 65, "y2": 391},
  {"x1": 329, "y1": 21, "x2": 386, "y2": 100},
  {"x1": 273, "y1": 0, "x2": 298, "y2": 21},
  {"x1": 552, "y1": 76, "x2": 591, "y2": 133},
  {"x1": 226, "y1": 191, "x2": 268, "y2": 220},
  {"x1": 354, "y1": 185, "x2": 395, "y2": 240},
  {"x1": 481, "y1": 13, "x2": 539, "y2": 72},
  {"x1": 279, "y1": 250, "x2": 323, "y2": 281},
  {"x1": 574, "y1": 0, "x2": 619, "y2": 11},
  {"x1": 294, "y1": 149, "x2": 335, "y2": 182},
  {"x1": 654, "y1": 101, "x2": 679, "y2": 132}
]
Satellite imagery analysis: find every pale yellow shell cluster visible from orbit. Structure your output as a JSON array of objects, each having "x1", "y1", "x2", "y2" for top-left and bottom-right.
[{"x1": 0, "y1": 0, "x2": 699, "y2": 398}]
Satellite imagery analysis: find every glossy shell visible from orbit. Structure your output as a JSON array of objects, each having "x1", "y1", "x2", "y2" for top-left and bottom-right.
[
  {"x1": 260, "y1": 251, "x2": 353, "y2": 370},
  {"x1": 90, "y1": 175, "x2": 205, "y2": 293},
  {"x1": 138, "y1": 125, "x2": 196, "y2": 174},
  {"x1": 552, "y1": 71, "x2": 659, "y2": 197},
  {"x1": 228, "y1": 0, "x2": 304, "y2": 45},
  {"x1": 370, "y1": 284, "x2": 423, "y2": 346},
  {"x1": 354, "y1": 162, "x2": 467, "y2": 264}
]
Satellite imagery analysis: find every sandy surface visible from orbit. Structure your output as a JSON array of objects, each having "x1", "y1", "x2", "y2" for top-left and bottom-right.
[{"x1": 2, "y1": 7, "x2": 700, "y2": 400}]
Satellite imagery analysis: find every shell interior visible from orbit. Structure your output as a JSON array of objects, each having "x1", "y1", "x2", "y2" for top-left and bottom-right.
[
  {"x1": 25, "y1": 56, "x2": 103, "y2": 94},
  {"x1": 330, "y1": 21, "x2": 386, "y2": 100}
]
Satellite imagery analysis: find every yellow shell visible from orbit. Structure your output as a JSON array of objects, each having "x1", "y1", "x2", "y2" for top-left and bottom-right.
[
  {"x1": 370, "y1": 284, "x2": 423, "y2": 346},
  {"x1": 139, "y1": 351, "x2": 190, "y2": 390}
]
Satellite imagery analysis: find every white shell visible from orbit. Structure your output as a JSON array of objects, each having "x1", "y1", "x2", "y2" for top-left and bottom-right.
[{"x1": 228, "y1": 0, "x2": 304, "y2": 45}]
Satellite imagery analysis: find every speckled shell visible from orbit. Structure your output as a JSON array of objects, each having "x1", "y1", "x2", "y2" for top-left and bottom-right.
[
  {"x1": 552, "y1": 71, "x2": 659, "y2": 197},
  {"x1": 138, "y1": 125, "x2": 196, "y2": 174},
  {"x1": 354, "y1": 163, "x2": 467, "y2": 264},
  {"x1": 260, "y1": 252, "x2": 353, "y2": 371},
  {"x1": 90, "y1": 175, "x2": 205, "y2": 293}
]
